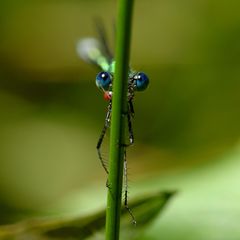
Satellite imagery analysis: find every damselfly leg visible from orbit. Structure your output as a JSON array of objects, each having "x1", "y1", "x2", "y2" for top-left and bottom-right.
[
  {"x1": 127, "y1": 100, "x2": 134, "y2": 145},
  {"x1": 97, "y1": 101, "x2": 112, "y2": 174},
  {"x1": 123, "y1": 148, "x2": 136, "y2": 225},
  {"x1": 96, "y1": 100, "x2": 133, "y2": 173}
]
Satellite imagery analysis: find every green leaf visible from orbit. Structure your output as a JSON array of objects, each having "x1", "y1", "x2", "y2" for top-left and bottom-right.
[{"x1": 0, "y1": 191, "x2": 175, "y2": 240}]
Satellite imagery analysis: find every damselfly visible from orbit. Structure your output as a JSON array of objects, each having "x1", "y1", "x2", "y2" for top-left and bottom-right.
[{"x1": 77, "y1": 21, "x2": 149, "y2": 224}]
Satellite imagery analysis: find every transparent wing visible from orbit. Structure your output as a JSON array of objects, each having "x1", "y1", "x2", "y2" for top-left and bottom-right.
[
  {"x1": 94, "y1": 17, "x2": 113, "y2": 60},
  {"x1": 77, "y1": 19, "x2": 114, "y2": 71},
  {"x1": 77, "y1": 38, "x2": 101, "y2": 64},
  {"x1": 76, "y1": 38, "x2": 110, "y2": 72}
]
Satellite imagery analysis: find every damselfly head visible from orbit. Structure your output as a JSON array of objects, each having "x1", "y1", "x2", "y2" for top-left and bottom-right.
[
  {"x1": 133, "y1": 72, "x2": 149, "y2": 91},
  {"x1": 96, "y1": 71, "x2": 112, "y2": 91}
]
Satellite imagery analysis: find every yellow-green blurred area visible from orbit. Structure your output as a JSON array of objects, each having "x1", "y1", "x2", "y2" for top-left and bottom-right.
[{"x1": 0, "y1": 0, "x2": 240, "y2": 239}]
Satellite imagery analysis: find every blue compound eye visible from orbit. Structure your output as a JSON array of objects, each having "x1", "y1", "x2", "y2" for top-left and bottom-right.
[
  {"x1": 96, "y1": 72, "x2": 112, "y2": 90},
  {"x1": 134, "y1": 72, "x2": 149, "y2": 91}
]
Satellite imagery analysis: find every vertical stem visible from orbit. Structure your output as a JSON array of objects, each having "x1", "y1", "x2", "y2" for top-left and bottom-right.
[{"x1": 105, "y1": 0, "x2": 134, "y2": 240}]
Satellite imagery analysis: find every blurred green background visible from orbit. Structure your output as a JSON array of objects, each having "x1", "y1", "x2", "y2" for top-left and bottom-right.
[{"x1": 0, "y1": 0, "x2": 240, "y2": 239}]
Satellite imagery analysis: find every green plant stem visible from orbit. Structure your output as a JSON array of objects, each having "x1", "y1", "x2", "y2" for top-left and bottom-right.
[{"x1": 105, "y1": 0, "x2": 134, "y2": 239}]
